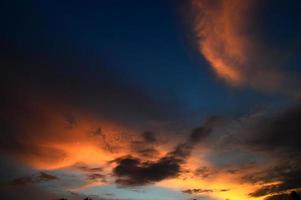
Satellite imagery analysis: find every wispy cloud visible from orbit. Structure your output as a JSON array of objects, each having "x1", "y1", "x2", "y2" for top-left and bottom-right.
[{"x1": 192, "y1": 0, "x2": 301, "y2": 96}]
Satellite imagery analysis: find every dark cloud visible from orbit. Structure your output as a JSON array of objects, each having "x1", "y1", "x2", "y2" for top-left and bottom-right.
[
  {"x1": 182, "y1": 188, "x2": 213, "y2": 194},
  {"x1": 194, "y1": 166, "x2": 216, "y2": 179},
  {"x1": 10, "y1": 172, "x2": 58, "y2": 186},
  {"x1": 113, "y1": 126, "x2": 210, "y2": 186},
  {"x1": 38, "y1": 172, "x2": 58, "y2": 181},
  {"x1": 89, "y1": 128, "x2": 115, "y2": 153},
  {"x1": 264, "y1": 191, "x2": 301, "y2": 200},
  {"x1": 264, "y1": 193, "x2": 291, "y2": 200},
  {"x1": 194, "y1": 105, "x2": 301, "y2": 197},
  {"x1": 250, "y1": 105, "x2": 301, "y2": 154},
  {"x1": 248, "y1": 162, "x2": 301, "y2": 197},
  {"x1": 249, "y1": 185, "x2": 282, "y2": 197},
  {"x1": 76, "y1": 165, "x2": 103, "y2": 173},
  {"x1": 131, "y1": 143, "x2": 160, "y2": 158},
  {"x1": 130, "y1": 131, "x2": 160, "y2": 158},
  {"x1": 87, "y1": 173, "x2": 107, "y2": 182},
  {"x1": 182, "y1": 188, "x2": 229, "y2": 194},
  {"x1": 142, "y1": 131, "x2": 157, "y2": 144},
  {"x1": 113, "y1": 155, "x2": 181, "y2": 186},
  {"x1": 244, "y1": 106, "x2": 301, "y2": 197},
  {"x1": 71, "y1": 163, "x2": 106, "y2": 183}
]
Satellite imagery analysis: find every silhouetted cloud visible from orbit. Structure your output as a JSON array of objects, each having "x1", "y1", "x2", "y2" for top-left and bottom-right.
[
  {"x1": 10, "y1": 172, "x2": 58, "y2": 186},
  {"x1": 113, "y1": 155, "x2": 181, "y2": 186},
  {"x1": 248, "y1": 163, "x2": 301, "y2": 197},
  {"x1": 87, "y1": 173, "x2": 107, "y2": 182},
  {"x1": 38, "y1": 172, "x2": 58, "y2": 181},
  {"x1": 227, "y1": 105, "x2": 301, "y2": 197},
  {"x1": 194, "y1": 166, "x2": 216, "y2": 179},
  {"x1": 264, "y1": 191, "x2": 301, "y2": 200},
  {"x1": 182, "y1": 188, "x2": 213, "y2": 194},
  {"x1": 76, "y1": 165, "x2": 103, "y2": 173},
  {"x1": 130, "y1": 131, "x2": 160, "y2": 158},
  {"x1": 182, "y1": 188, "x2": 229, "y2": 195},
  {"x1": 264, "y1": 193, "x2": 291, "y2": 200},
  {"x1": 250, "y1": 105, "x2": 301, "y2": 154},
  {"x1": 113, "y1": 126, "x2": 210, "y2": 186}
]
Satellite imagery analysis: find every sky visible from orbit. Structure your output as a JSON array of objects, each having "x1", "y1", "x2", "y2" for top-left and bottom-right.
[{"x1": 1, "y1": 0, "x2": 301, "y2": 200}]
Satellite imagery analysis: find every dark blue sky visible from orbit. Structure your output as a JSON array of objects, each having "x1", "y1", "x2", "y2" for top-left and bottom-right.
[{"x1": 1, "y1": 0, "x2": 297, "y2": 127}]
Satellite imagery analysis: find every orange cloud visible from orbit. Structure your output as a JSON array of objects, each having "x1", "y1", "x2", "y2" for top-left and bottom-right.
[
  {"x1": 193, "y1": 0, "x2": 253, "y2": 86},
  {"x1": 192, "y1": 0, "x2": 300, "y2": 96},
  {"x1": 1, "y1": 95, "x2": 141, "y2": 170},
  {"x1": 0, "y1": 95, "x2": 278, "y2": 199}
]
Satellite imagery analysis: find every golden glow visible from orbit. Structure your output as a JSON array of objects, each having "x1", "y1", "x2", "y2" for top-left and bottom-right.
[
  {"x1": 6, "y1": 98, "x2": 139, "y2": 170},
  {"x1": 7, "y1": 97, "x2": 269, "y2": 200}
]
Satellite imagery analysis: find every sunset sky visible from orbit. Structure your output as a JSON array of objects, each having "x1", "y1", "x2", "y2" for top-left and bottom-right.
[{"x1": 1, "y1": 1, "x2": 301, "y2": 200}]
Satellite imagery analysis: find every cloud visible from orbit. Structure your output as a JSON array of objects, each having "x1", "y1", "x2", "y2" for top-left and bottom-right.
[
  {"x1": 0, "y1": 91, "x2": 144, "y2": 169},
  {"x1": 10, "y1": 171, "x2": 58, "y2": 186},
  {"x1": 182, "y1": 188, "x2": 229, "y2": 194},
  {"x1": 130, "y1": 131, "x2": 160, "y2": 158},
  {"x1": 0, "y1": 36, "x2": 184, "y2": 167},
  {"x1": 205, "y1": 104, "x2": 301, "y2": 197},
  {"x1": 70, "y1": 163, "x2": 107, "y2": 184},
  {"x1": 182, "y1": 188, "x2": 213, "y2": 194},
  {"x1": 247, "y1": 163, "x2": 301, "y2": 197},
  {"x1": 263, "y1": 191, "x2": 301, "y2": 200},
  {"x1": 192, "y1": 0, "x2": 301, "y2": 96},
  {"x1": 264, "y1": 193, "x2": 291, "y2": 200},
  {"x1": 87, "y1": 173, "x2": 107, "y2": 182},
  {"x1": 39, "y1": 172, "x2": 58, "y2": 181},
  {"x1": 113, "y1": 155, "x2": 181, "y2": 186},
  {"x1": 112, "y1": 126, "x2": 210, "y2": 186},
  {"x1": 75, "y1": 164, "x2": 103, "y2": 173},
  {"x1": 249, "y1": 105, "x2": 301, "y2": 154},
  {"x1": 194, "y1": 166, "x2": 216, "y2": 179}
]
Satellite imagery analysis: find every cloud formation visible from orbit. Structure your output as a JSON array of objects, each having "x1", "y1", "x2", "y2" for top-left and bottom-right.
[
  {"x1": 183, "y1": 188, "x2": 229, "y2": 194},
  {"x1": 112, "y1": 126, "x2": 210, "y2": 186},
  {"x1": 10, "y1": 172, "x2": 58, "y2": 186},
  {"x1": 204, "y1": 104, "x2": 301, "y2": 198},
  {"x1": 192, "y1": 0, "x2": 301, "y2": 95}
]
